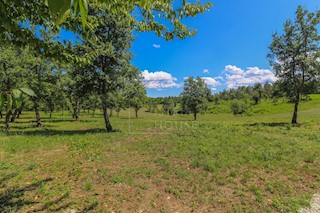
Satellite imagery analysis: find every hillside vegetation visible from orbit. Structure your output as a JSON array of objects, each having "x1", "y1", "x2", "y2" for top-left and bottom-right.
[{"x1": 1, "y1": 95, "x2": 320, "y2": 212}]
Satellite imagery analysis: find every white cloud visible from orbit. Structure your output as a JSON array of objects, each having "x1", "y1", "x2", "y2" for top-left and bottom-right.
[
  {"x1": 152, "y1": 44, "x2": 161, "y2": 49},
  {"x1": 215, "y1": 76, "x2": 224, "y2": 81},
  {"x1": 224, "y1": 65, "x2": 277, "y2": 89},
  {"x1": 182, "y1": 76, "x2": 221, "y2": 91},
  {"x1": 203, "y1": 69, "x2": 209, "y2": 73},
  {"x1": 201, "y1": 77, "x2": 221, "y2": 90},
  {"x1": 225, "y1": 65, "x2": 244, "y2": 75},
  {"x1": 141, "y1": 70, "x2": 180, "y2": 90}
]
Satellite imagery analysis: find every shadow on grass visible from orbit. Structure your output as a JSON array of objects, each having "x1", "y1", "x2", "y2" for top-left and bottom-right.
[
  {"x1": 243, "y1": 122, "x2": 291, "y2": 127},
  {"x1": 0, "y1": 173, "x2": 18, "y2": 185},
  {"x1": 0, "y1": 174, "x2": 98, "y2": 212},
  {"x1": 0, "y1": 177, "x2": 54, "y2": 212},
  {"x1": 10, "y1": 119, "x2": 95, "y2": 124},
  {"x1": 1, "y1": 128, "x2": 121, "y2": 136}
]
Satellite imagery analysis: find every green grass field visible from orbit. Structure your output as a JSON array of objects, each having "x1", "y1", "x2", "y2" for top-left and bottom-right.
[{"x1": 1, "y1": 95, "x2": 320, "y2": 212}]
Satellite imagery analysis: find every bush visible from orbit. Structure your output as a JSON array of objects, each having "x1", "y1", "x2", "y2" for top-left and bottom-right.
[{"x1": 230, "y1": 101, "x2": 247, "y2": 115}]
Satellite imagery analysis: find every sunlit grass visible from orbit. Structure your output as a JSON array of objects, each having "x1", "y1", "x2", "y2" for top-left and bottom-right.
[{"x1": 0, "y1": 96, "x2": 320, "y2": 212}]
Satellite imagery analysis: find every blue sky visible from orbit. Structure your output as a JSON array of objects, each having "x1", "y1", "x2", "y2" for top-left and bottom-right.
[{"x1": 131, "y1": 0, "x2": 319, "y2": 97}]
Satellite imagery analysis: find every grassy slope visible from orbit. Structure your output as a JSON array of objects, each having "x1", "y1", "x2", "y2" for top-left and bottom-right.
[{"x1": 0, "y1": 96, "x2": 320, "y2": 212}]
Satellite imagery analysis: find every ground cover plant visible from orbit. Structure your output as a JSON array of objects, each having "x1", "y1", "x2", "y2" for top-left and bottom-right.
[{"x1": 0, "y1": 96, "x2": 320, "y2": 212}]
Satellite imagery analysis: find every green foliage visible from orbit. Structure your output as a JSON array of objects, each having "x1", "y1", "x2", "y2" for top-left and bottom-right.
[
  {"x1": 19, "y1": 88, "x2": 37, "y2": 97},
  {"x1": 268, "y1": 6, "x2": 320, "y2": 123},
  {"x1": 181, "y1": 76, "x2": 211, "y2": 120},
  {"x1": 0, "y1": 93, "x2": 5, "y2": 110},
  {"x1": 0, "y1": 0, "x2": 212, "y2": 62},
  {"x1": 230, "y1": 100, "x2": 247, "y2": 116}
]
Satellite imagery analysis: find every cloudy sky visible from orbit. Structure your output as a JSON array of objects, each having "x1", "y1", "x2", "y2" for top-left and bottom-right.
[{"x1": 131, "y1": 0, "x2": 319, "y2": 97}]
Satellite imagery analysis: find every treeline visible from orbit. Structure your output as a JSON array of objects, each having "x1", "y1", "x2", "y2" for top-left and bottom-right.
[{"x1": 146, "y1": 80, "x2": 320, "y2": 117}]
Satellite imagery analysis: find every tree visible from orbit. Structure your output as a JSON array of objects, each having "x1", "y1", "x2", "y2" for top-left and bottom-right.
[
  {"x1": 63, "y1": 63, "x2": 95, "y2": 121},
  {"x1": 230, "y1": 100, "x2": 247, "y2": 116},
  {"x1": 0, "y1": 0, "x2": 212, "y2": 61},
  {"x1": 268, "y1": 6, "x2": 320, "y2": 124},
  {"x1": 252, "y1": 83, "x2": 263, "y2": 105},
  {"x1": 112, "y1": 90, "x2": 126, "y2": 117},
  {"x1": 146, "y1": 98, "x2": 159, "y2": 113},
  {"x1": 162, "y1": 97, "x2": 176, "y2": 115},
  {"x1": 0, "y1": 45, "x2": 37, "y2": 129},
  {"x1": 125, "y1": 75, "x2": 147, "y2": 118},
  {"x1": 86, "y1": 3, "x2": 136, "y2": 131},
  {"x1": 181, "y1": 77, "x2": 211, "y2": 120}
]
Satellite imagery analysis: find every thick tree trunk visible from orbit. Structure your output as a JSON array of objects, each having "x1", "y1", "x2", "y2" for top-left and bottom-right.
[
  {"x1": 194, "y1": 112, "x2": 197, "y2": 121},
  {"x1": 5, "y1": 110, "x2": 12, "y2": 130},
  {"x1": 103, "y1": 107, "x2": 113, "y2": 132},
  {"x1": 291, "y1": 95, "x2": 300, "y2": 124},
  {"x1": 10, "y1": 109, "x2": 19, "y2": 122}
]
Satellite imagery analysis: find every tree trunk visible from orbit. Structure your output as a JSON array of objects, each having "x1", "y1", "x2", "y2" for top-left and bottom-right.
[
  {"x1": 103, "y1": 106, "x2": 113, "y2": 132},
  {"x1": 193, "y1": 112, "x2": 197, "y2": 121},
  {"x1": 291, "y1": 95, "x2": 300, "y2": 124},
  {"x1": 117, "y1": 111, "x2": 119, "y2": 117},
  {"x1": 135, "y1": 109, "x2": 138, "y2": 118},
  {"x1": 10, "y1": 109, "x2": 19, "y2": 122},
  {"x1": 49, "y1": 110, "x2": 52, "y2": 119},
  {"x1": 17, "y1": 109, "x2": 21, "y2": 119},
  {"x1": 109, "y1": 108, "x2": 113, "y2": 117},
  {"x1": 34, "y1": 102, "x2": 42, "y2": 127},
  {"x1": 35, "y1": 109, "x2": 42, "y2": 127},
  {"x1": 0, "y1": 111, "x2": 3, "y2": 119},
  {"x1": 5, "y1": 110, "x2": 12, "y2": 130},
  {"x1": 73, "y1": 100, "x2": 80, "y2": 121}
]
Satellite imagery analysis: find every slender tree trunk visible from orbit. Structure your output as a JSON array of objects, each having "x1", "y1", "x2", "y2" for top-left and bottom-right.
[
  {"x1": 73, "y1": 100, "x2": 80, "y2": 121},
  {"x1": 92, "y1": 109, "x2": 95, "y2": 118},
  {"x1": 103, "y1": 106, "x2": 112, "y2": 132},
  {"x1": 193, "y1": 112, "x2": 197, "y2": 121},
  {"x1": 49, "y1": 110, "x2": 52, "y2": 119},
  {"x1": 117, "y1": 111, "x2": 119, "y2": 117},
  {"x1": 135, "y1": 109, "x2": 138, "y2": 118},
  {"x1": 17, "y1": 109, "x2": 21, "y2": 119},
  {"x1": 110, "y1": 108, "x2": 113, "y2": 117},
  {"x1": 101, "y1": 95, "x2": 112, "y2": 132},
  {"x1": 10, "y1": 109, "x2": 19, "y2": 122},
  {"x1": 291, "y1": 94, "x2": 300, "y2": 124},
  {"x1": 101, "y1": 61, "x2": 113, "y2": 132},
  {"x1": 5, "y1": 110, "x2": 12, "y2": 130},
  {"x1": 34, "y1": 104, "x2": 42, "y2": 127}
]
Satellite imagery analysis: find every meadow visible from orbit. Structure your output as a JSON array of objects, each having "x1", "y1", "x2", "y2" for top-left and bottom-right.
[{"x1": 1, "y1": 95, "x2": 320, "y2": 212}]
